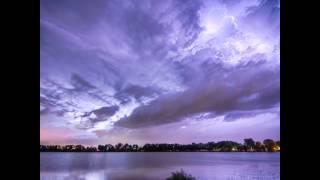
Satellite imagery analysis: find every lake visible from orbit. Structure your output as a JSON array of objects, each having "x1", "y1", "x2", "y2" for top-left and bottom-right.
[{"x1": 40, "y1": 152, "x2": 280, "y2": 180}]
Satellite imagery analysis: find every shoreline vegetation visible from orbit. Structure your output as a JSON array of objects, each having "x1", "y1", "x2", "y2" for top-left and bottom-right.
[
  {"x1": 167, "y1": 169, "x2": 196, "y2": 180},
  {"x1": 40, "y1": 138, "x2": 280, "y2": 152}
]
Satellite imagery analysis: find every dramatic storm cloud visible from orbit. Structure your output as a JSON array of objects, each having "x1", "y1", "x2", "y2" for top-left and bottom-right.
[{"x1": 40, "y1": 0, "x2": 280, "y2": 145}]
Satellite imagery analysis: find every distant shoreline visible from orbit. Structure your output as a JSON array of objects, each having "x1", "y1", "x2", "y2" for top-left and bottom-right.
[{"x1": 40, "y1": 138, "x2": 280, "y2": 153}]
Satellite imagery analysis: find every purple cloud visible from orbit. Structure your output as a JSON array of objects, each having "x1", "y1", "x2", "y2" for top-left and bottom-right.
[{"x1": 40, "y1": 0, "x2": 280, "y2": 144}]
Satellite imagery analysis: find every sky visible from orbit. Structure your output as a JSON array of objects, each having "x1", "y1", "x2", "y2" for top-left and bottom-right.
[{"x1": 40, "y1": 0, "x2": 280, "y2": 145}]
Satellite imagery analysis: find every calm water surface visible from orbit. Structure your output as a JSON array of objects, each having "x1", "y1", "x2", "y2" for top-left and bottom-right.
[{"x1": 40, "y1": 152, "x2": 280, "y2": 180}]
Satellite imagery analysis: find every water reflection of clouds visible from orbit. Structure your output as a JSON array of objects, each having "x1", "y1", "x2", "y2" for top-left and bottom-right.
[
  {"x1": 40, "y1": 153, "x2": 279, "y2": 180},
  {"x1": 40, "y1": 166, "x2": 280, "y2": 180}
]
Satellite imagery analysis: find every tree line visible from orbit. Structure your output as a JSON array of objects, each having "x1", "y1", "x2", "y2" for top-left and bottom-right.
[{"x1": 40, "y1": 138, "x2": 280, "y2": 152}]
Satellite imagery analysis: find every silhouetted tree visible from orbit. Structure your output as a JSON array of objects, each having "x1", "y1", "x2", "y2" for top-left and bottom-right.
[
  {"x1": 106, "y1": 144, "x2": 115, "y2": 151},
  {"x1": 132, "y1": 144, "x2": 139, "y2": 151},
  {"x1": 75, "y1": 145, "x2": 85, "y2": 151},
  {"x1": 214, "y1": 141, "x2": 240, "y2": 152},
  {"x1": 244, "y1": 138, "x2": 255, "y2": 151},
  {"x1": 263, "y1": 139, "x2": 276, "y2": 152},
  {"x1": 98, "y1": 145, "x2": 105, "y2": 152},
  {"x1": 254, "y1": 141, "x2": 264, "y2": 152},
  {"x1": 115, "y1": 143, "x2": 123, "y2": 151}
]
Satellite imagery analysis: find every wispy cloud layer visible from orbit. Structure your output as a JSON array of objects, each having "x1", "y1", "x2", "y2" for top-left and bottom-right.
[{"x1": 40, "y1": 0, "x2": 280, "y2": 144}]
